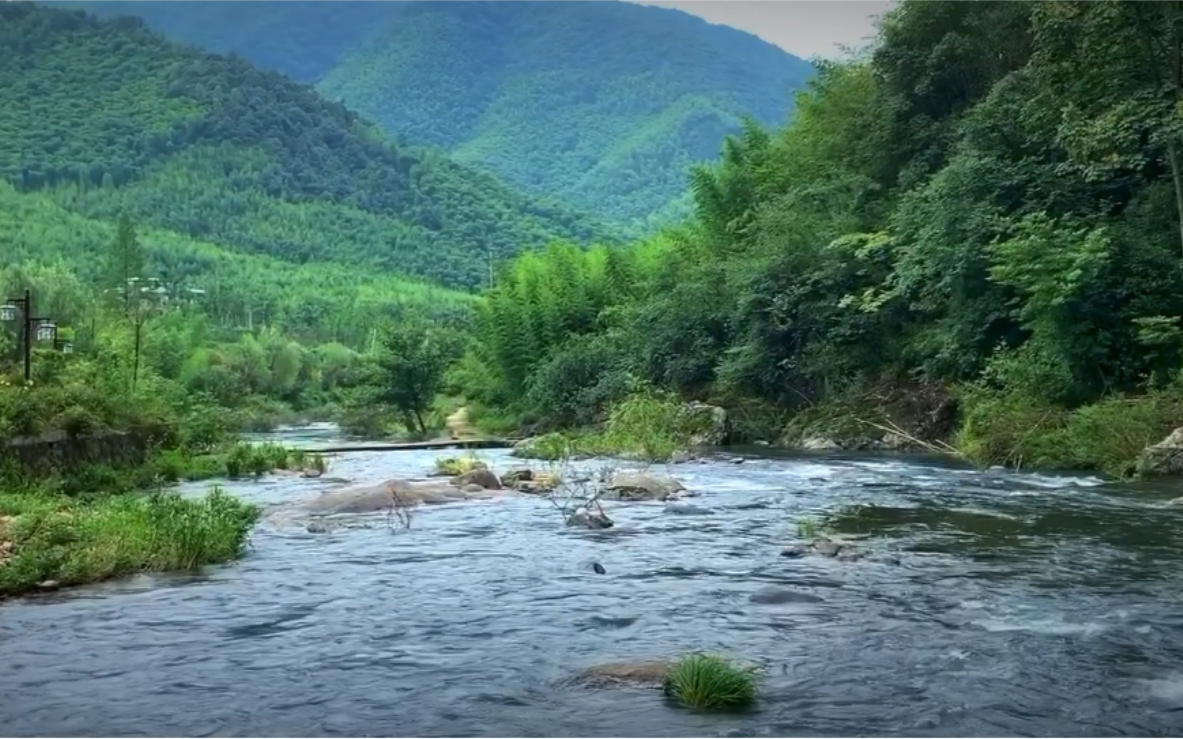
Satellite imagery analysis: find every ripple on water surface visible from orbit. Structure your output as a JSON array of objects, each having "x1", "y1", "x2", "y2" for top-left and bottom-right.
[{"x1": 4, "y1": 434, "x2": 1183, "y2": 737}]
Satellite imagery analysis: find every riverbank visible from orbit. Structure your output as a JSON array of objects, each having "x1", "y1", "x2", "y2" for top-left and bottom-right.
[
  {"x1": 0, "y1": 485, "x2": 259, "y2": 599},
  {"x1": 499, "y1": 383, "x2": 1183, "y2": 481}
]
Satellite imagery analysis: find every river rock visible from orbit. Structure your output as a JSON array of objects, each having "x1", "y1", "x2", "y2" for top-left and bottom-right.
[
  {"x1": 300, "y1": 479, "x2": 502, "y2": 516},
  {"x1": 573, "y1": 660, "x2": 671, "y2": 689},
  {"x1": 812, "y1": 538, "x2": 844, "y2": 557},
  {"x1": 749, "y1": 586, "x2": 825, "y2": 605},
  {"x1": 663, "y1": 502, "x2": 713, "y2": 516},
  {"x1": 568, "y1": 506, "x2": 614, "y2": 529},
  {"x1": 605, "y1": 473, "x2": 687, "y2": 501},
  {"x1": 780, "y1": 545, "x2": 808, "y2": 559},
  {"x1": 802, "y1": 437, "x2": 842, "y2": 451},
  {"x1": 452, "y1": 468, "x2": 502, "y2": 490},
  {"x1": 1136, "y1": 427, "x2": 1183, "y2": 477},
  {"x1": 880, "y1": 431, "x2": 914, "y2": 451},
  {"x1": 502, "y1": 467, "x2": 533, "y2": 486},
  {"x1": 683, "y1": 402, "x2": 731, "y2": 446},
  {"x1": 300, "y1": 468, "x2": 323, "y2": 479}
]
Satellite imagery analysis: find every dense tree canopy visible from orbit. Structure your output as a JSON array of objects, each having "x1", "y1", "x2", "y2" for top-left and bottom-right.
[{"x1": 456, "y1": 0, "x2": 1183, "y2": 464}]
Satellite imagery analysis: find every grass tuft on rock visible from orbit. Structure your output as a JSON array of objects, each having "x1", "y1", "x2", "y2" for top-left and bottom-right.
[
  {"x1": 0, "y1": 486, "x2": 259, "y2": 598},
  {"x1": 434, "y1": 453, "x2": 486, "y2": 476},
  {"x1": 662, "y1": 653, "x2": 760, "y2": 710}
]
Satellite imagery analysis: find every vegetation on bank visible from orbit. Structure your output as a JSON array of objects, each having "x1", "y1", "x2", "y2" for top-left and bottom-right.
[
  {"x1": 448, "y1": 1, "x2": 1183, "y2": 479},
  {"x1": 0, "y1": 486, "x2": 258, "y2": 598}
]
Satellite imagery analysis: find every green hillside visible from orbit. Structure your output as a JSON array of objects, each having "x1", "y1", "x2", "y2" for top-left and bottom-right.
[
  {"x1": 0, "y1": 182, "x2": 476, "y2": 348},
  {"x1": 47, "y1": 0, "x2": 816, "y2": 229},
  {"x1": 2, "y1": 2, "x2": 622, "y2": 290}
]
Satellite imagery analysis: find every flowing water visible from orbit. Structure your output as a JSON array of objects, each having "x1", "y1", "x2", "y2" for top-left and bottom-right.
[{"x1": 4, "y1": 425, "x2": 1183, "y2": 737}]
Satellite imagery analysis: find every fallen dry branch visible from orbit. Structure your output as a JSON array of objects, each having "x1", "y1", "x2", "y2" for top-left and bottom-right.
[
  {"x1": 857, "y1": 417, "x2": 968, "y2": 461},
  {"x1": 386, "y1": 488, "x2": 414, "y2": 530}
]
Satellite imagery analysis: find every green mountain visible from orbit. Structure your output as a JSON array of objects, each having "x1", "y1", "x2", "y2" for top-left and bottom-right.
[
  {"x1": 2, "y1": 2, "x2": 621, "y2": 291},
  {"x1": 47, "y1": 1, "x2": 816, "y2": 229}
]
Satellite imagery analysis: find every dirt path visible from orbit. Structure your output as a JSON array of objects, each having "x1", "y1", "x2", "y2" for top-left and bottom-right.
[{"x1": 445, "y1": 406, "x2": 477, "y2": 440}]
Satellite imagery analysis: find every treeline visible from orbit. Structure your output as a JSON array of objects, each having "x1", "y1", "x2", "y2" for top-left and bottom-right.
[
  {"x1": 0, "y1": 2, "x2": 621, "y2": 288},
  {"x1": 0, "y1": 206, "x2": 479, "y2": 452},
  {"x1": 454, "y1": 1, "x2": 1183, "y2": 474}
]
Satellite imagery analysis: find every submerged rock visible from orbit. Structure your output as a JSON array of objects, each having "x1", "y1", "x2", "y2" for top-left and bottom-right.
[
  {"x1": 663, "y1": 502, "x2": 713, "y2": 516},
  {"x1": 568, "y1": 506, "x2": 614, "y2": 529},
  {"x1": 573, "y1": 660, "x2": 671, "y2": 689},
  {"x1": 780, "y1": 537, "x2": 867, "y2": 561},
  {"x1": 605, "y1": 473, "x2": 687, "y2": 501},
  {"x1": 813, "y1": 538, "x2": 844, "y2": 557},
  {"x1": 748, "y1": 586, "x2": 825, "y2": 605}
]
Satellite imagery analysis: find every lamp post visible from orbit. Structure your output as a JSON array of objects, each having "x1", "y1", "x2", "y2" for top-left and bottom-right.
[
  {"x1": 36, "y1": 321, "x2": 73, "y2": 355},
  {"x1": 1, "y1": 289, "x2": 72, "y2": 382},
  {"x1": 2, "y1": 289, "x2": 32, "y2": 382}
]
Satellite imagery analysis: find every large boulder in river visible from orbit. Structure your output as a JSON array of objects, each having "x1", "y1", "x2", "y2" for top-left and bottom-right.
[
  {"x1": 300, "y1": 478, "x2": 501, "y2": 515},
  {"x1": 572, "y1": 660, "x2": 671, "y2": 689},
  {"x1": 604, "y1": 473, "x2": 686, "y2": 501},
  {"x1": 682, "y1": 402, "x2": 731, "y2": 446},
  {"x1": 452, "y1": 468, "x2": 502, "y2": 490},
  {"x1": 1136, "y1": 427, "x2": 1183, "y2": 477}
]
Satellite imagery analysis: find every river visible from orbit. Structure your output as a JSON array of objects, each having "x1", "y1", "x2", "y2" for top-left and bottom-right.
[{"x1": 3, "y1": 425, "x2": 1183, "y2": 737}]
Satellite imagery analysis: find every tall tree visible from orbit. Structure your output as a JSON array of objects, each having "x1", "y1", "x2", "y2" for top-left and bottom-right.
[
  {"x1": 1030, "y1": 1, "x2": 1183, "y2": 255},
  {"x1": 368, "y1": 319, "x2": 463, "y2": 436},
  {"x1": 105, "y1": 213, "x2": 152, "y2": 391}
]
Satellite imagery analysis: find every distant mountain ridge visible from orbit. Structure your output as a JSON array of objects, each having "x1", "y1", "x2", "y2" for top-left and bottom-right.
[
  {"x1": 2, "y1": 2, "x2": 622, "y2": 290},
  {"x1": 47, "y1": 0, "x2": 816, "y2": 228}
]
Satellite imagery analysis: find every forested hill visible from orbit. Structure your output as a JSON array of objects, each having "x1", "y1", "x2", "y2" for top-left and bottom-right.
[
  {"x1": 1, "y1": 2, "x2": 622, "y2": 289},
  {"x1": 45, "y1": 0, "x2": 817, "y2": 230}
]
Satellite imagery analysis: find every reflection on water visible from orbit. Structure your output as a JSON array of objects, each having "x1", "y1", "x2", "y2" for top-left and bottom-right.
[{"x1": 3, "y1": 432, "x2": 1183, "y2": 736}]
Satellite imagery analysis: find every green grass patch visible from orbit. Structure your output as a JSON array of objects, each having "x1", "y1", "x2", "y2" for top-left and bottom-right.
[
  {"x1": 662, "y1": 653, "x2": 760, "y2": 710},
  {"x1": 511, "y1": 392, "x2": 707, "y2": 462},
  {"x1": 796, "y1": 516, "x2": 826, "y2": 540},
  {"x1": 0, "y1": 486, "x2": 259, "y2": 598},
  {"x1": 433, "y1": 453, "x2": 486, "y2": 476}
]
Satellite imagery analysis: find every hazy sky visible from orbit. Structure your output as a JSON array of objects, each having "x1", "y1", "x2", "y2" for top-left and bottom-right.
[{"x1": 631, "y1": 1, "x2": 894, "y2": 60}]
